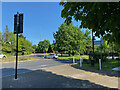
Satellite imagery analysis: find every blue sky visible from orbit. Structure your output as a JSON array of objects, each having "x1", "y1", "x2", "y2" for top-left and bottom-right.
[{"x1": 2, "y1": 2, "x2": 98, "y2": 45}]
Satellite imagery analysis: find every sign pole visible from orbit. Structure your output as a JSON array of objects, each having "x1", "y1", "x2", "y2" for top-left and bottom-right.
[
  {"x1": 15, "y1": 33, "x2": 18, "y2": 79},
  {"x1": 14, "y1": 12, "x2": 23, "y2": 80},
  {"x1": 15, "y1": 12, "x2": 19, "y2": 79}
]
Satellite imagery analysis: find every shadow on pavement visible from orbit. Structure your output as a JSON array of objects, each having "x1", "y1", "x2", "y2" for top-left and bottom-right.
[
  {"x1": 55, "y1": 59, "x2": 80, "y2": 64},
  {"x1": 2, "y1": 68, "x2": 109, "y2": 88},
  {"x1": 72, "y1": 65, "x2": 119, "y2": 78},
  {"x1": 54, "y1": 59, "x2": 119, "y2": 78}
]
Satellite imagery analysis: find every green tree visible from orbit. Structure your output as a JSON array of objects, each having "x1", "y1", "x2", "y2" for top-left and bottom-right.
[
  {"x1": 53, "y1": 23, "x2": 88, "y2": 56},
  {"x1": 38, "y1": 40, "x2": 50, "y2": 53},
  {"x1": 48, "y1": 45, "x2": 53, "y2": 53},
  {"x1": 2, "y1": 25, "x2": 32, "y2": 55},
  {"x1": 84, "y1": 30, "x2": 92, "y2": 54},
  {"x1": 59, "y1": 2, "x2": 120, "y2": 46},
  {"x1": 2, "y1": 25, "x2": 9, "y2": 42},
  {"x1": 32, "y1": 44, "x2": 37, "y2": 52}
]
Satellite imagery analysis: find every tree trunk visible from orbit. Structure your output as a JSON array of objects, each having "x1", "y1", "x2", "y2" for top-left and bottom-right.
[
  {"x1": 72, "y1": 51, "x2": 74, "y2": 56},
  {"x1": 69, "y1": 51, "x2": 70, "y2": 56}
]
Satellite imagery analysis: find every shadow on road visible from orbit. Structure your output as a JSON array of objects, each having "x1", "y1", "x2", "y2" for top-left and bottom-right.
[
  {"x1": 2, "y1": 68, "x2": 32, "y2": 77},
  {"x1": 2, "y1": 68, "x2": 108, "y2": 88},
  {"x1": 35, "y1": 55, "x2": 44, "y2": 57}
]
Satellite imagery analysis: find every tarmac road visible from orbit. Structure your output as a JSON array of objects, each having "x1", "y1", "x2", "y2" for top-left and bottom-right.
[{"x1": 1, "y1": 56, "x2": 80, "y2": 78}]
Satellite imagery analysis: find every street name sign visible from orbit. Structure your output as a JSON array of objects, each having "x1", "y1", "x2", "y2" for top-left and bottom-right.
[{"x1": 94, "y1": 40, "x2": 103, "y2": 45}]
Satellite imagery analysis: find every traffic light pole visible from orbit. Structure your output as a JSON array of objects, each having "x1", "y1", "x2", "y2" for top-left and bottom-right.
[{"x1": 15, "y1": 12, "x2": 19, "y2": 79}]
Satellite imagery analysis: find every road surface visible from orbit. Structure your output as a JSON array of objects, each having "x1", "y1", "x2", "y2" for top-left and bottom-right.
[{"x1": 2, "y1": 56, "x2": 80, "y2": 78}]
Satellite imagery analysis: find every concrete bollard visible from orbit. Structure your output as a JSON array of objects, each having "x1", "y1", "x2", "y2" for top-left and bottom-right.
[
  {"x1": 80, "y1": 57, "x2": 83, "y2": 67},
  {"x1": 73, "y1": 57, "x2": 75, "y2": 64}
]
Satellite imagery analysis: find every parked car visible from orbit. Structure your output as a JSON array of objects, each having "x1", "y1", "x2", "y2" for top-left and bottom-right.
[
  {"x1": 0, "y1": 53, "x2": 7, "y2": 59},
  {"x1": 44, "y1": 54, "x2": 58, "y2": 59}
]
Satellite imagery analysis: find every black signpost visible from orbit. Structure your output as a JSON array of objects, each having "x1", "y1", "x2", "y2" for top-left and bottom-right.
[
  {"x1": 92, "y1": 31, "x2": 95, "y2": 67},
  {"x1": 14, "y1": 12, "x2": 23, "y2": 79}
]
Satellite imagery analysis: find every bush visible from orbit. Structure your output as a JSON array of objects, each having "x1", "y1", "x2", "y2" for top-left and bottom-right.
[
  {"x1": 109, "y1": 52, "x2": 119, "y2": 56},
  {"x1": 89, "y1": 52, "x2": 108, "y2": 63}
]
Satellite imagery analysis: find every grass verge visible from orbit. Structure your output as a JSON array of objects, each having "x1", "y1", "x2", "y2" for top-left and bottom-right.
[
  {"x1": 1, "y1": 57, "x2": 38, "y2": 63},
  {"x1": 72, "y1": 59, "x2": 120, "y2": 71},
  {"x1": 58, "y1": 55, "x2": 89, "y2": 60}
]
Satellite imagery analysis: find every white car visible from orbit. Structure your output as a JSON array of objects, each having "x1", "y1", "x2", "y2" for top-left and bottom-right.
[
  {"x1": 44, "y1": 54, "x2": 58, "y2": 59},
  {"x1": 0, "y1": 53, "x2": 7, "y2": 59}
]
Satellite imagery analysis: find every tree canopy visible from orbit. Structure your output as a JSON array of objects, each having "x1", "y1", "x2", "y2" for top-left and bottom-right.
[
  {"x1": 2, "y1": 25, "x2": 32, "y2": 55},
  {"x1": 59, "y1": 2, "x2": 120, "y2": 45},
  {"x1": 53, "y1": 23, "x2": 91, "y2": 55},
  {"x1": 37, "y1": 40, "x2": 50, "y2": 53}
]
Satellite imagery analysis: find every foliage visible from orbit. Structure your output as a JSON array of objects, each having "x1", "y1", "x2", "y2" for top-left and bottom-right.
[
  {"x1": 32, "y1": 44, "x2": 38, "y2": 52},
  {"x1": 89, "y1": 52, "x2": 109, "y2": 63},
  {"x1": 83, "y1": 30, "x2": 92, "y2": 54},
  {"x1": 37, "y1": 40, "x2": 50, "y2": 53},
  {"x1": 59, "y1": 2, "x2": 120, "y2": 46},
  {"x1": 47, "y1": 45, "x2": 53, "y2": 53},
  {"x1": 53, "y1": 23, "x2": 91, "y2": 55},
  {"x1": 2, "y1": 25, "x2": 32, "y2": 56}
]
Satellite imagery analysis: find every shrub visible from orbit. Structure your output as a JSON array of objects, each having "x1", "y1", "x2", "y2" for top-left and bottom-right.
[
  {"x1": 89, "y1": 52, "x2": 108, "y2": 63},
  {"x1": 109, "y1": 52, "x2": 119, "y2": 56}
]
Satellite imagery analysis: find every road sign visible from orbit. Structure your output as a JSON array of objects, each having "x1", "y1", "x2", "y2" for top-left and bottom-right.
[
  {"x1": 94, "y1": 40, "x2": 103, "y2": 45},
  {"x1": 14, "y1": 12, "x2": 24, "y2": 80},
  {"x1": 14, "y1": 13, "x2": 23, "y2": 34},
  {"x1": 19, "y1": 14, "x2": 23, "y2": 33},
  {"x1": 14, "y1": 15, "x2": 17, "y2": 34}
]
